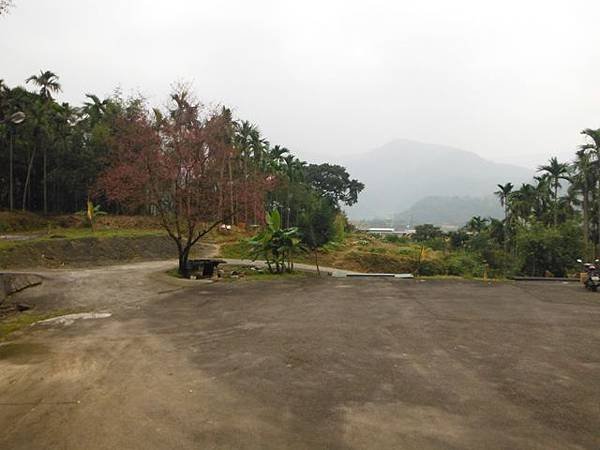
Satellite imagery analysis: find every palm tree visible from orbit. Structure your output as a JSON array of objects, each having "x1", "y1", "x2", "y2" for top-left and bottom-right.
[
  {"x1": 82, "y1": 94, "x2": 109, "y2": 125},
  {"x1": 21, "y1": 101, "x2": 45, "y2": 211},
  {"x1": 537, "y1": 157, "x2": 570, "y2": 226},
  {"x1": 494, "y1": 182, "x2": 513, "y2": 222},
  {"x1": 572, "y1": 150, "x2": 593, "y2": 258},
  {"x1": 26, "y1": 70, "x2": 62, "y2": 214},
  {"x1": 281, "y1": 155, "x2": 306, "y2": 227},
  {"x1": 580, "y1": 128, "x2": 600, "y2": 255},
  {"x1": 26, "y1": 70, "x2": 62, "y2": 101},
  {"x1": 1, "y1": 82, "x2": 26, "y2": 211},
  {"x1": 512, "y1": 183, "x2": 537, "y2": 222},
  {"x1": 269, "y1": 145, "x2": 289, "y2": 167},
  {"x1": 466, "y1": 216, "x2": 488, "y2": 233},
  {"x1": 494, "y1": 182, "x2": 513, "y2": 252}
]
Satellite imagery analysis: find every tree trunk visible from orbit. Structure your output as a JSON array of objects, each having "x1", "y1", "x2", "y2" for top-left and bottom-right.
[
  {"x1": 228, "y1": 159, "x2": 235, "y2": 225},
  {"x1": 554, "y1": 181, "x2": 558, "y2": 228},
  {"x1": 178, "y1": 244, "x2": 191, "y2": 277},
  {"x1": 597, "y1": 181, "x2": 600, "y2": 258},
  {"x1": 22, "y1": 146, "x2": 36, "y2": 211},
  {"x1": 314, "y1": 249, "x2": 320, "y2": 276},
  {"x1": 503, "y1": 204, "x2": 509, "y2": 255},
  {"x1": 583, "y1": 184, "x2": 590, "y2": 260},
  {"x1": 9, "y1": 130, "x2": 14, "y2": 211},
  {"x1": 43, "y1": 146, "x2": 47, "y2": 215}
]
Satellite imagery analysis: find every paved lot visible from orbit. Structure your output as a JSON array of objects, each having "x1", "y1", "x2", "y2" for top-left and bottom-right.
[{"x1": 1, "y1": 263, "x2": 600, "y2": 449}]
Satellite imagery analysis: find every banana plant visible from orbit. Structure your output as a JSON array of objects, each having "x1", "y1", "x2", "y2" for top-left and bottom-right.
[
  {"x1": 77, "y1": 199, "x2": 107, "y2": 232},
  {"x1": 248, "y1": 209, "x2": 302, "y2": 273}
]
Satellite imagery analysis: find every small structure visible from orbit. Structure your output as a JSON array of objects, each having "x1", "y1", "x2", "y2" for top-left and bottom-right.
[{"x1": 184, "y1": 259, "x2": 226, "y2": 279}]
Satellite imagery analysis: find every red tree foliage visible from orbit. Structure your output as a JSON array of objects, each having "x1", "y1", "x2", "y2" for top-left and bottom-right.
[{"x1": 97, "y1": 89, "x2": 271, "y2": 274}]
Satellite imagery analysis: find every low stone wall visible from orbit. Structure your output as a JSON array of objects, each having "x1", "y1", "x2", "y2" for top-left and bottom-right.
[{"x1": 0, "y1": 273, "x2": 43, "y2": 305}]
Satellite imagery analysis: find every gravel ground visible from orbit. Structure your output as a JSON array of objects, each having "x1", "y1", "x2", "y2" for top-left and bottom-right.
[{"x1": 1, "y1": 262, "x2": 599, "y2": 450}]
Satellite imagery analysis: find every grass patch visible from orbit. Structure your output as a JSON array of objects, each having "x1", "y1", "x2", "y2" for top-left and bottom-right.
[
  {"x1": 219, "y1": 233, "x2": 495, "y2": 278},
  {"x1": 219, "y1": 240, "x2": 251, "y2": 259},
  {"x1": 0, "y1": 227, "x2": 165, "y2": 251},
  {"x1": 0, "y1": 310, "x2": 71, "y2": 341}
]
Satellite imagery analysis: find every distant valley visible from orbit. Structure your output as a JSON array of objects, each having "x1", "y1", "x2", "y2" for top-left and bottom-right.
[{"x1": 341, "y1": 139, "x2": 532, "y2": 226}]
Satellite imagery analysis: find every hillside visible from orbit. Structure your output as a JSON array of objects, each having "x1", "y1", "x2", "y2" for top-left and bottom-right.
[
  {"x1": 393, "y1": 195, "x2": 504, "y2": 227},
  {"x1": 342, "y1": 139, "x2": 531, "y2": 219}
]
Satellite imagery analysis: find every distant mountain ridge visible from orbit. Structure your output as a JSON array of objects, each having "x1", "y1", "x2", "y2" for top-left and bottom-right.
[{"x1": 342, "y1": 139, "x2": 531, "y2": 221}]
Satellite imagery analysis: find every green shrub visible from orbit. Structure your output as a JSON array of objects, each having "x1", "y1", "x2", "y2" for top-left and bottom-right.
[
  {"x1": 423, "y1": 237, "x2": 446, "y2": 251},
  {"x1": 416, "y1": 258, "x2": 446, "y2": 276},
  {"x1": 344, "y1": 250, "x2": 414, "y2": 273},
  {"x1": 515, "y1": 221, "x2": 582, "y2": 277},
  {"x1": 332, "y1": 214, "x2": 346, "y2": 242},
  {"x1": 445, "y1": 252, "x2": 485, "y2": 277},
  {"x1": 384, "y1": 234, "x2": 410, "y2": 245}
]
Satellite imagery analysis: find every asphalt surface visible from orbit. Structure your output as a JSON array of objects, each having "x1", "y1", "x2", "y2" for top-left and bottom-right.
[{"x1": 1, "y1": 262, "x2": 600, "y2": 449}]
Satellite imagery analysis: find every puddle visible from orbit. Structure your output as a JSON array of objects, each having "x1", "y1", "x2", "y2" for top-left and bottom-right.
[
  {"x1": 0, "y1": 342, "x2": 49, "y2": 364},
  {"x1": 36, "y1": 312, "x2": 112, "y2": 327}
]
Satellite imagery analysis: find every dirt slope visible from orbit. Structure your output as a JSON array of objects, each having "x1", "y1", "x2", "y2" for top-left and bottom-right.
[{"x1": 0, "y1": 235, "x2": 213, "y2": 269}]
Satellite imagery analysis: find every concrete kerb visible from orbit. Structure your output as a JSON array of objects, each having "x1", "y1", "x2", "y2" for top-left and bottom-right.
[{"x1": 221, "y1": 258, "x2": 414, "y2": 279}]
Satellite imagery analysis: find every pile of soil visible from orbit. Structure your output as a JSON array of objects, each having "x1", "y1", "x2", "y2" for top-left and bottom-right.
[{"x1": 0, "y1": 235, "x2": 213, "y2": 269}]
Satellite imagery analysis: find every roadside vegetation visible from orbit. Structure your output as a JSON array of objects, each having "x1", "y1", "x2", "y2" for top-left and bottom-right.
[
  {"x1": 1, "y1": 69, "x2": 599, "y2": 279},
  {"x1": 1, "y1": 72, "x2": 362, "y2": 276}
]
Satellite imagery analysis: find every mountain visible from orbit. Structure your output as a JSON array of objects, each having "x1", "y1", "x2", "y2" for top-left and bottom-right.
[
  {"x1": 342, "y1": 139, "x2": 532, "y2": 220},
  {"x1": 393, "y1": 195, "x2": 504, "y2": 227}
]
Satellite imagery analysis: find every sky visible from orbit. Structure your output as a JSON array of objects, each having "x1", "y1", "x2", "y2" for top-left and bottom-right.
[{"x1": 1, "y1": 0, "x2": 599, "y2": 168}]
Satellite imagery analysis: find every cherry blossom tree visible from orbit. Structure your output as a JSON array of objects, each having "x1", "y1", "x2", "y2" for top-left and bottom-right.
[{"x1": 98, "y1": 88, "x2": 268, "y2": 275}]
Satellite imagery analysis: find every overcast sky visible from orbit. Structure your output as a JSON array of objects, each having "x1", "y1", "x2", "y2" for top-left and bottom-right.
[{"x1": 1, "y1": 0, "x2": 599, "y2": 168}]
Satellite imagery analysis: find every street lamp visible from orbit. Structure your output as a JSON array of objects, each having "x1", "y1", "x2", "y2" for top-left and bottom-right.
[
  {"x1": 9, "y1": 111, "x2": 25, "y2": 124},
  {"x1": 2, "y1": 111, "x2": 27, "y2": 210}
]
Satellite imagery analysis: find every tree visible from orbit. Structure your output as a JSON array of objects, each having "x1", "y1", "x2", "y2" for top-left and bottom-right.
[
  {"x1": 494, "y1": 182, "x2": 514, "y2": 252},
  {"x1": 537, "y1": 157, "x2": 569, "y2": 227},
  {"x1": 494, "y1": 182, "x2": 513, "y2": 222},
  {"x1": 98, "y1": 88, "x2": 254, "y2": 276},
  {"x1": 0, "y1": 84, "x2": 26, "y2": 211},
  {"x1": 26, "y1": 71, "x2": 62, "y2": 102},
  {"x1": 515, "y1": 221, "x2": 582, "y2": 277},
  {"x1": 580, "y1": 128, "x2": 600, "y2": 255},
  {"x1": 465, "y1": 216, "x2": 488, "y2": 234},
  {"x1": 26, "y1": 70, "x2": 62, "y2": 214},
  {"x1": 413, "y1": 224, "x2": 443, "y2": 242},
  {"x1": 298, "y1": 197, "x2": 336, "y2": 275},
  {"x1": 303, "y1": 163, "x2": 364, "y2": 207},
  {"x1": 571, "y1": 150, "x2": 593, "y2": 259}
]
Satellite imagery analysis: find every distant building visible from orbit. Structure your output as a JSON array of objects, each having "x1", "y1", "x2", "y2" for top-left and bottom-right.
[
  {"x1": 367, "y1": 228, "x2": 395, "y2": 234},
  {"x1": 366, "y1": 228, "x2": 416, "y2": 236}
]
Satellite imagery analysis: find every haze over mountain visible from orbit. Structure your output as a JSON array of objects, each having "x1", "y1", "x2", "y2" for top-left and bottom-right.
[
  {"x1": 343, "y1": 139, "x2": 532, "y2": 221},
  {"x1": 393, "y1": 196, "x2": 504, "y2": 227}
]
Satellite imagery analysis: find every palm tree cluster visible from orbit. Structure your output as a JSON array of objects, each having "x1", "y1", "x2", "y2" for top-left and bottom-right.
[
  {"x1": 491, "y1": 129, "x2": 600, "y2": 261},
  {"x1": 0, "y1": 72, "x2": 363, "y2": 225}
]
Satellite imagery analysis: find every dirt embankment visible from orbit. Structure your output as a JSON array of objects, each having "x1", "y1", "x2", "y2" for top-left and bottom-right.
[
  {"x1": 0, "y1": 273, "x2": 42, "y2": 305},
  {"x1": 0, "y1": 211, "x2": 164, "y2": 233},
  {"x1": 0, "y1": 235, "x2": 214, "y2": 269}
]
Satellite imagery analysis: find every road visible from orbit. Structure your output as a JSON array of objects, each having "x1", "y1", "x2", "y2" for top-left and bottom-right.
[{"x1": 1, "y1": 261, "x2": 600, "y2": 449}]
